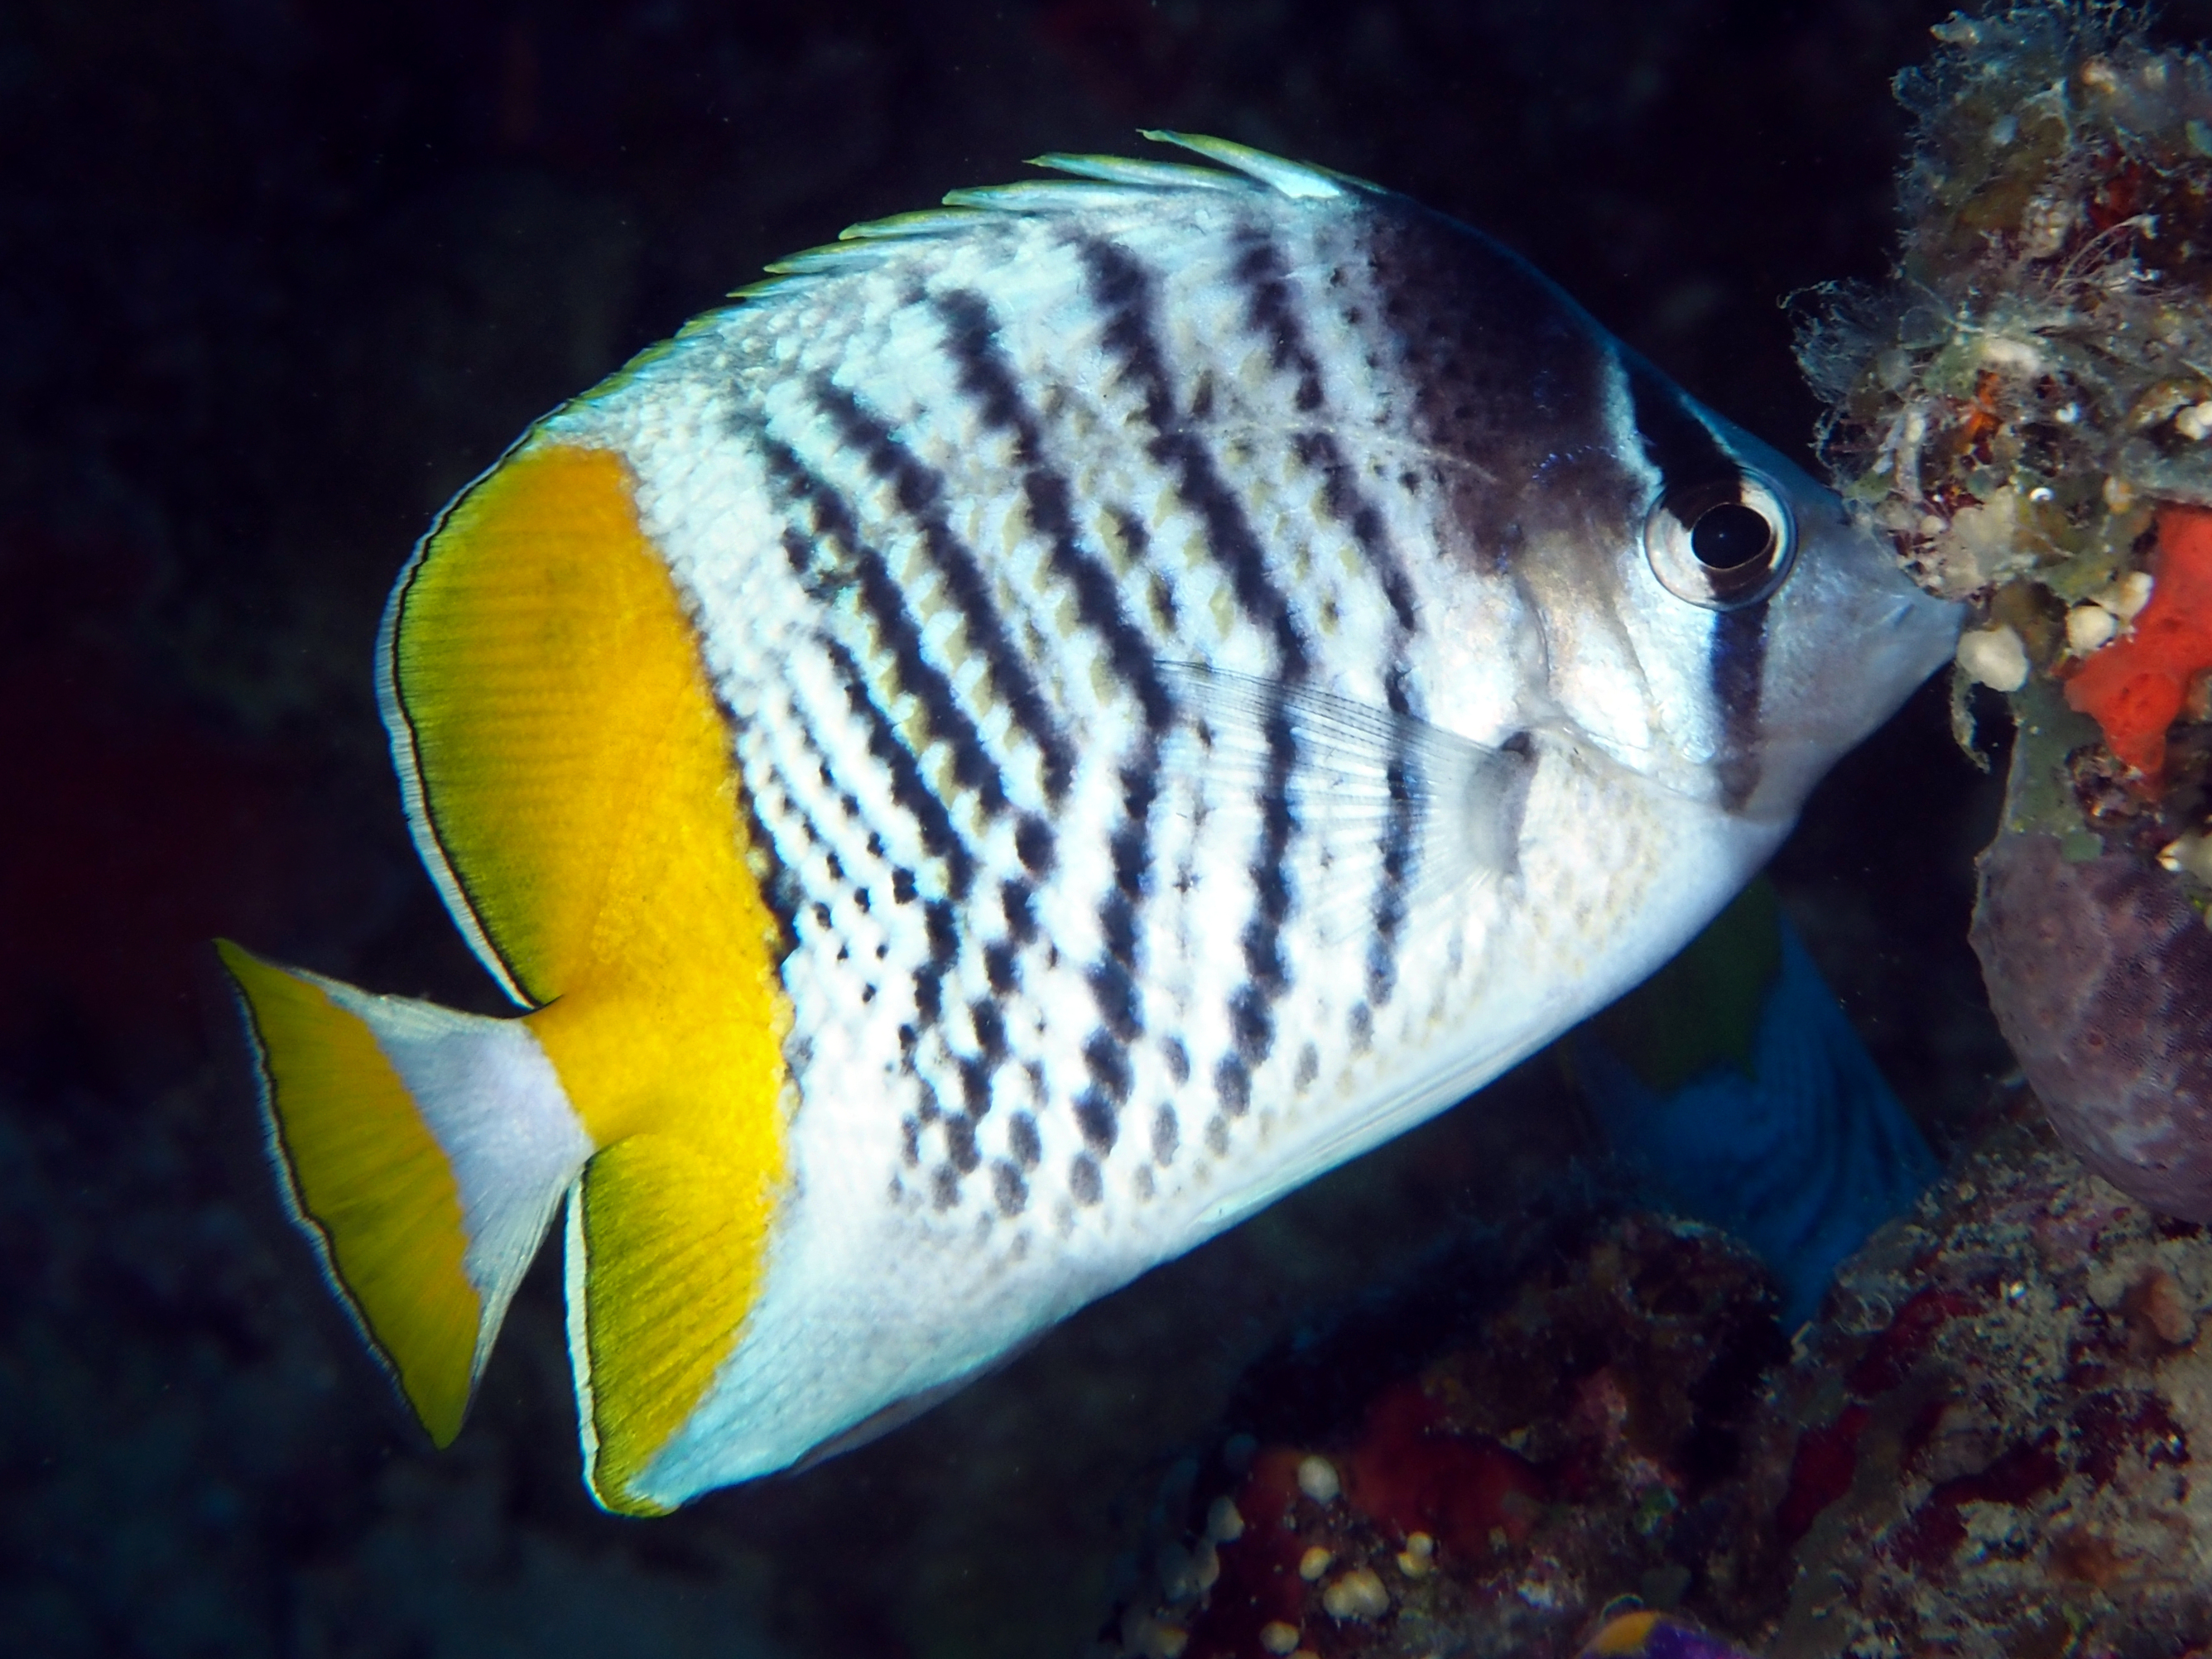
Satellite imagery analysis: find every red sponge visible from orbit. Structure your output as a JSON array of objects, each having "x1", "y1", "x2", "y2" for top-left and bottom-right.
[{"x1": 2064, "y1": 505, "x2": 2212, "y2": 781}]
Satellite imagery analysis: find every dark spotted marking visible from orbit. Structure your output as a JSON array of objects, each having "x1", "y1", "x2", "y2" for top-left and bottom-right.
[
  {"x1": 1161, "y1": 1036, "x2": 1190, "y2": 1085},
  {"x1": 992, "y1": 1160, "x2": 1027, "y2": 1217},
  {"x1": 1088, "y1": 960, "x2": 1140, "y2": 1044},
  {"x1": 1075, "y1": 1027, "x2": 1132, "y2": 1154},
  {"x1": 971, "y1": 999, "x2": 1007, "y2": 1062},
  {"x1": 1009, "y1": 1110, "x2": 1041, "y2": 1170},
  {"x1": 1349, "y1": 1001, "x2": 1373, "y2": 1051},
  {"x1": 811, "y1": 377, "x2": 1077, "y2": 802},
  {"x1": 1070, "y1": 1152, "x2": 1104, "y2": 1206},
  {"x1": 1366, "y1": 738, "x2": 1420, "y2": 1011},
  {"x1": 1361, "y1": 202, "x2": 1628, "y2": 575},
  {"x1": 958, "y1": 1057, "x2": 991, "y2": 1118},
  {"x1": 944, "y1": 1113, "x2": 981, "y2": 1175},
  {"x1": 911, "y1": 899, "x2": 959, "y2": 1026},
  {"x1": 1215, "y1": 1055, "x2": 1252, "y2": 1117},
  {"x1": 1220, "y1": 695, "x2": 1301, "y2": 1101},
  {"x1": 1000, "y1": 879, "x2": 1037, "y2": 940},
  {"x1": 1008, "y1": 815, "x2": 1053, "y2": 878},
  {"x1": 1152, "y1": 1104, "x2": 1179, "y2": 1166}
]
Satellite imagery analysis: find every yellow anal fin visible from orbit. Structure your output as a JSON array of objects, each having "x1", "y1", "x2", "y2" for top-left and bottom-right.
[
  {"x1": 567, "y1": 1132, "x2": 777, "y2": 1515},
  {"x1": 382, "y1": 439, "x2": 791, "y2": 1512},
  {"x1": 217, "y1": 940, "x2": 479, "y2": 1447}
]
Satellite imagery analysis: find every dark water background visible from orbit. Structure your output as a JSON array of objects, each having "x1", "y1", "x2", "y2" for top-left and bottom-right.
[{"x1": 8, "y1": 2, "x2": 2188, "y2": 1654}]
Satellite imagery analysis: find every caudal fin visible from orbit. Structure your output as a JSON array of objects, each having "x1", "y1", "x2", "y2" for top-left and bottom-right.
[{"x1": 216, "y1": 940, "x2": 592, "y2": 1445}]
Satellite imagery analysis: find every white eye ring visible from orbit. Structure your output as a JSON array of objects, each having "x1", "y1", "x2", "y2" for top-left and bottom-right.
[{"x1": 1643, "y1": 472, "x2": 1796, "y2": 610}]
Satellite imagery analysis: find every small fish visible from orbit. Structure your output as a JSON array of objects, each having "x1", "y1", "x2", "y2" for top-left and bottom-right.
[
  {"x1": 215, "y1": 134, "x2": 1959, "y2": 1513},
  {"x1": 1580, "y1": 1609, "x2": 1759, "y2": 1659},
  {"x1": 1571, "y1": 878, "x2": 1940, "y2": 1325}
]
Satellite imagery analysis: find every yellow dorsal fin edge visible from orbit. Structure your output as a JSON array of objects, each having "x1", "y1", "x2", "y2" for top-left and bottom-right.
[{"x1": 386, "y1": 440, "x2": 791, "y2": 1513}]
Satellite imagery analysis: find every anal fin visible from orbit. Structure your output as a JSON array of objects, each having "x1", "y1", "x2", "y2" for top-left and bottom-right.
[{"x1": 566, "y1": 1132, "x2": 778, "y2": 1514}]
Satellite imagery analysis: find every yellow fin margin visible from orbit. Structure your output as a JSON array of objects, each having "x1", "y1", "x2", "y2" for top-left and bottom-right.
[
  {"x1": 215, "y1": 940, "x2": 478, "y2": 1447},
  {"x1": 387, "y1": 440, "x2": 791, "y2": 1514}
]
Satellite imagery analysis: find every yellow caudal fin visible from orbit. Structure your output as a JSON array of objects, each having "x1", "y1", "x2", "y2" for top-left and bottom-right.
[
  {"x1": 216, "y1": 940, "x2": 590, "y2": 1445},
  {"x1": 377, "y1": 440, "x2": 791, "y2": 1514}
]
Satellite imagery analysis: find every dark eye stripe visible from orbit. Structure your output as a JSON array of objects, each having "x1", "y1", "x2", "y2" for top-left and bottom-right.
[
  {"x1": 1620, "y1": 351, "x2": 1769, "y2": 812},
  {"x1": 1621, "y1": 351, "x2": 1737, "y2": 499}
]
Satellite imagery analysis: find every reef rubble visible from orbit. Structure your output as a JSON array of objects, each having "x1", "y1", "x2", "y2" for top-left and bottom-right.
[{"x1": 1099, "y1": 1097, "x2": 2212, "y2": 1659}]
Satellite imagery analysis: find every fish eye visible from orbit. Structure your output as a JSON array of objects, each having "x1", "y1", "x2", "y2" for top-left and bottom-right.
[{"x1": 1644, "y1": 473, "x2": 1796, "y2": 610}]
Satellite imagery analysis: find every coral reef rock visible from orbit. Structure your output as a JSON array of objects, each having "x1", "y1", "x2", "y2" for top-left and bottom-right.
[
  {"x1": 1718, "y1": 1105, "x2": 2212, "y2": 1659},
  {"x1": 1973, "y1": 829, "x2": 2212, "y2": 1219},
  {"x1": 1799, "y1": 1, "x2": 2212, "y2": 1224},
  {"x1": 1102, "y1": 1102, "x2": 2212, "y2": 1659}
]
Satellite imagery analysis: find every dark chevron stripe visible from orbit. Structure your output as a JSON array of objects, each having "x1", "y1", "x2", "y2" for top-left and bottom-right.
[
  {"x1": 747, "y1": 735, "x2": 852, "y2": 961},
  {"x1": 1287, "y1": 419, "x2": 1421, "y2": 998},
  {"x1": 1365, "y1": 738, "x2": 1419, "y2": 1011},
  {"x1": 764, "y1": 433, "x2": 1007, "y2": 1181},
  {"x1": 810, "y1": 629, "x2": 977, "y2": 901},
  {"x1": 934, "y1": 286, "x2": 1181, "y2": 1160},
  {"x1": 914, "y1": 897, "x2": 959, "y2": 1026},
  {"x1": 1075, "y1": 239, "x2": 1312, "y2": 1123},
  {"x1": 1075, "y1": 238, "x2": 1310, "y2": 679},
  {"x1": 1230, "y1": 232, "x2": 1325, "y2": 415},
  {"x1": 757, "y1": 434, "x2": 1008, "y2": 826},
  {"x1": 1291, "y1": 430, "x2": 1420, "y2": 639},
  {"x1": 1219, "y1": 694, "x2": 1299, "y2": 1117},
  {"x1": 810, "y1": 377, "x2": 1077, "y2": 803},
  {"x1": 932, "y1": 288, "x2": 1174, "y2": 733}
]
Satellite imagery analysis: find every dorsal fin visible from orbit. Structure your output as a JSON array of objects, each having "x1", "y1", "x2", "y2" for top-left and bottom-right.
[
  {"x1": 1136, "y1": 130, "x2": 1362, "y2": 198},
  {"x1": 724, "y1": 133, "x2": 1369, "y2": 305}
]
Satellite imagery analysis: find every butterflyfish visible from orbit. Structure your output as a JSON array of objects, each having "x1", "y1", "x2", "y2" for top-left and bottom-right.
[{"x1": 215, "y1": 134, "x2": 1960, "y2": 1513}]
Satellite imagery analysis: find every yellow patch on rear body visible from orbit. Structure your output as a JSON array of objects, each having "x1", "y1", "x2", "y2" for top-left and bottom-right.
[{"x1": 381, "y1": 441, "x2": 791, "y2": 1512}]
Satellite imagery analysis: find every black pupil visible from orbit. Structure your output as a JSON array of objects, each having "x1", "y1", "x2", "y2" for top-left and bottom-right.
[{"x1": 1690, "y1": 501, "x2": 1774, "y2": 570}]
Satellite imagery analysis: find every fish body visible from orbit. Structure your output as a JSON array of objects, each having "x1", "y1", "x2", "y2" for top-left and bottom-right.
[{"x1": 216, "y1": 136, "x2": 1959, "y2": 1512}]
